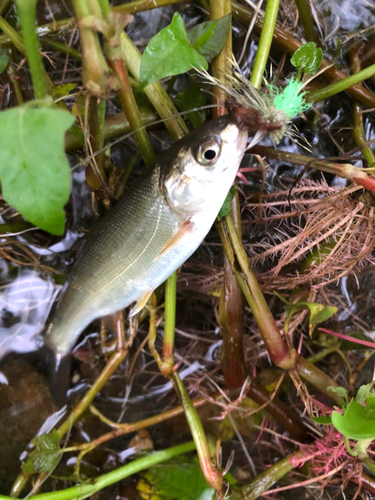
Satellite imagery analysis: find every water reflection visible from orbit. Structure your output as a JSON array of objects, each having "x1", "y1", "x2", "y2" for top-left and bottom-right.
[{"x1": 0, "y1": 270, "x2": 61, "y2": 358}]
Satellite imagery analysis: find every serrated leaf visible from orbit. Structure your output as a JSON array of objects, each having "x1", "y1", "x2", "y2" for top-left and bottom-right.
[
  {"x1": 139, "y1": 13, "x2": 208, "y2": 89},
  {"x1": 22, "y1": 430, "x2": 61, "y2": 474},
  {"x1": 187, "y1": 14, "x2": 231, "y2": 62},
  {"x1": 0, "y1": 46, "x2": 8, "y2": 74},
  {"x1": 138, "y1": 455, "x2": 215, "y2": 500},
  {"x1": 291, "y1": 42, "x2": 323, "y2": 75},
  {"x1": 312, "y1": 416, "x2": 332, "y2": 425},
  {"x1": 332, "y1": 399, "x2": 375, "y2": 440},
  {"x1": 0, "y1": 106, "x2": 74, "y2": 235},
  {"x1": 174, "y1": 84, "x2": 206, "y2": 128},
  {"x1": 217, "y1": 185, "x2": 237, "y2": 221}
]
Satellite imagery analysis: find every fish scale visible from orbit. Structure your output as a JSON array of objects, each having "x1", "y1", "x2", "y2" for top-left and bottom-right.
[{"x1": 45, "y1": 115, "x2": 249, "y2": 363}]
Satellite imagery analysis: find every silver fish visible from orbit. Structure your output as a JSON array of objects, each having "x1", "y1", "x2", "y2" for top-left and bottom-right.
[{"x1": 45, "y1": 115, "x2": 248, "y2": 363}]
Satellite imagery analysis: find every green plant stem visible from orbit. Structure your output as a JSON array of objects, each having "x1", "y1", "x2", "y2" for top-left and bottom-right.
[
  {"x1": 107, "y1": 54, "x2": 156, "y2": 167},
  {"x1": 6, "y1": 62, "x2": 24, "y2": 105},
  {"x1": 250, "y1": 145, "x2": 375, "y2": 191},
  {"x1": 41, "y1": 37, "x2": 82, "y2": 61},
  {"x1": 209, "y1": 0, "x2": 232, "y2": 114},
  {"x1": 0, "y1": 15, "x2": 25, "y2": 52},
  {"x1": 294, "y1": 0, "x2": 319, "y2": 44},
  {"x1": 57, "y1": 347, "x2": 129, "y2": 438},
  {"x1": 0, "y1": 0, "x2": 11, "y2": 16},
  {"x1": 162, "y1": 271, "x2": 177, "y2": 371},
  {"x1": 78, "y1": 396, "x2": 210, "y2": 452},
  {"x1": 120, "y1": 31, "x2": 188, "y2": 141},
  {"x1": 3, "y1": 443, "x2": 197, "y2": 500},
  {"x1": 306, "y1": 63, "x2": 375, "y2": 104},
  {"x1": 85, "y1": 97, "x2": 107, "y2": 192},
  {"x1": 240, "y1": 451, "x2": 301, "y2": 499},
  {"x1": 172, "y1": 373, "x2": 223, "y2": 490},
  {"x1": 362, "y1": 457, "x2": 375, "y2": 476},
  {"x1": 349, "y1": 47, "x2": 375, "y2": 167},
  {"x1": 231, "y1": 1, "x2": 375, "y2": 109},
  {"x1": 296, "y1": 355, "x2": 340, "y2": 403},
  {"x1": 72, "y1": 0, "x2": 109, "y2": 94},
  {"x1": 65, "y1": 107, "x2": 159, "y2": 150},
  {"x1": 16, "y1": 0, "x2": 48, "y2": 100},
  {"x1": 98, "y1": 0, "x2": 156, "y2": 166},
  {"x1": 250, "y1": 0, "x2": 279, "y2": 89}
]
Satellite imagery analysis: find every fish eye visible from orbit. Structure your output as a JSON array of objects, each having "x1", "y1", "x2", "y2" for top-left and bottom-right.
[{"x1": 195, "y1": 140, "x2": 221, "y2": 166}]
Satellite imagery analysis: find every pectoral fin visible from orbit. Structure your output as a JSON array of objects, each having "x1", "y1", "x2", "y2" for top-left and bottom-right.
[
  {"x1": 129, "y1": 290, "x2": 153, "y2": 317},
  {"x1": 153, "y1": 220, "x2": 194, "y2": 262}
]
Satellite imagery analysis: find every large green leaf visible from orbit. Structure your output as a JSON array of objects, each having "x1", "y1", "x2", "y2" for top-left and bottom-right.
[
  {"x1": 0, "y1": 106, "x2": 74, "y2": 235},
  {"x1": 187, "y1": 14, "x2": 231, "y2": 61},
  {"x1": 332, "y1": 399, "x2": 375, "y2": 440},
  {"x1": 139, "y1": 13, "x2": 207, "y2": 89}
]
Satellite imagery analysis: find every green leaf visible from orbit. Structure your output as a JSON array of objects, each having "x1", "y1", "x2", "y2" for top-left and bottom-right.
[
  {"x1": 312, "y1": 416, "x2": 332, "y2": 425},
  {"x1": 0, "y1": 46, "x2": 8, "y2": 74},
  {"x1": 139, "y1": 13, "x2": 208, "y2": 89},
  {"x1": 290, "y1": 42, "x2": 323, "y2": 75},
  {"x1": 174, "y1": 84, "x2": 206, "y2": 128},
  {"x1": 299, "y1": 301, "x2": 337, "y2": 337},
  {"x1": 217, "y1": 185, "x2": 237, "y2": 221},
  {"x1": 332, "y1": 399, "x2": 375, "y2": 440},
  {"x1": 356, "y1": 383, "x2": 374, "y2": 404},
  {"x1": 187, "y1": 14, "x2": 231, "y2": 62},
  {"x1": 22, "y1": 430, "x2": 61, "y2": 474},
  {"x1": 138, "y1": 455, "x2": 215, "y2": 500},
  {"x1": 0, "y1": 106, "x2": 74, "y2": 235},
  {"x1": 328, "y1": 386, "x2": 349, "y2": 404},
  {"x1": 51, "y1": 83, "x2": 77, "y2": 100},
  {"x1": 274, "y1": 292, "x2": 337, "y2": 337}
]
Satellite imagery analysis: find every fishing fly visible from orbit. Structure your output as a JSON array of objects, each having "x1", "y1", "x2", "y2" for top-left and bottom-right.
[{"x1": 197, "y1": 57, "x2": 311, "y2": 145}]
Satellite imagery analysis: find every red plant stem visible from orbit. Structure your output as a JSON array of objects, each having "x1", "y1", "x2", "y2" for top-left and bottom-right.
[
  {"x1": 319, "y1": 328, "x2": 375, "y2": 349},
  {"x1": 247, "y1": 380, "x2": 308, "y2": 441}
]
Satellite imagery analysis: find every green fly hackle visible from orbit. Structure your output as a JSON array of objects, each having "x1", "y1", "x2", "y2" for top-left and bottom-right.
[{"x1": 197, "y1": 57, "x2": 311, "y2": 144}]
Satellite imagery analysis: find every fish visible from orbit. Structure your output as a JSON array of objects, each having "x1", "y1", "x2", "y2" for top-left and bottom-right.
[{"x1": 44, "y1": 114, "x2": 248, "y2": 375}]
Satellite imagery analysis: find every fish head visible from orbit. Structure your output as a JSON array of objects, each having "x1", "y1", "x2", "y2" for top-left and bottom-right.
[{"x1": 161, "y1": 115, "x2": 248, "y2": 216}]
